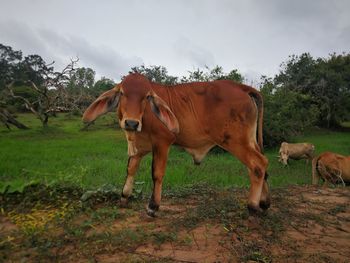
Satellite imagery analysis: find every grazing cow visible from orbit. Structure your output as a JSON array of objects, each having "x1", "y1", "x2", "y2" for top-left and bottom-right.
[
  {"x1": 83, "y1": 73, "x2": 270, "y2": 216},
  {"x1": 278, "y1": 142, "x2": 315, "y2": 165},
  {"x1": 312, "y1": 152, "x2": 350, "y2": 186}
]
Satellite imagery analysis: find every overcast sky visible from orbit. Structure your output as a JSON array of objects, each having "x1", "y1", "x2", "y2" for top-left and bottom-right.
[{"x1": 1, "y1": 0, "x2": 349, "y2": 83}]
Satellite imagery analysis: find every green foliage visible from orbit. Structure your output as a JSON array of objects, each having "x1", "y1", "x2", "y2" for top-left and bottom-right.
[
  {"x1": 0, "y1": 43, "x2": 23, "y2": 90},
  {"x1": 130, "y1": 64, "x2": 244, "y2": 85},
  {"x1": 129, "y1": 64, "x2": 178, "y2": 85},
  {"x1": 274, "y1": 52, "x2": 350, "y2": 128},
  {"x1": 0, "y1": 44, "x2": 53, "y2": 89},
  {"x1": 181, "y1": 65, "x2": 244, "y2": 83},
  {"x1": 260, "y1": 52, "x2": 350, "y2": 146},
  {"x1": 68, "y1": 67, "x2": 95, "y2": 91},
  {"x1": 92, "y1": 77, "x2": 115, "y2": 96},
  {"x1": 261, "y1": 77, "x2": 319, "y2": 147}
]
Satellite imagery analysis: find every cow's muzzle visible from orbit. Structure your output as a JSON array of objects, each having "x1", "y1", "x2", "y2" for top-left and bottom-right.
[{"x1": 124, "y1": 119, "x2": 140, "y2": 131}]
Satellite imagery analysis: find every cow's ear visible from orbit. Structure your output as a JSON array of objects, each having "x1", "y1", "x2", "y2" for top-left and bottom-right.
[
  {"x1": 82, "y1": 86, "x2": 121, "y2": 123},
  {"x1": 147, "y1": 92, "x2": 179, "y2": 134}
]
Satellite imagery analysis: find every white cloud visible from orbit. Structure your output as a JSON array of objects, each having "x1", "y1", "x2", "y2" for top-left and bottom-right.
[
  {"x1": 173, "y1": 37, "x2": 215, "y2": 69},
  {"x1": 1, "y1": 0, "x2": 349, "y2": 81},
  {"x1": 0, "y1": 20, "x2": 142, "y2": 81}
]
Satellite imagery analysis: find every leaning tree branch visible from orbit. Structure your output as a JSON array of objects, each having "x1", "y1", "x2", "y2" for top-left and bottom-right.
[{"x1": 6, "y1": 58, "x2": 81, "y2": 126}]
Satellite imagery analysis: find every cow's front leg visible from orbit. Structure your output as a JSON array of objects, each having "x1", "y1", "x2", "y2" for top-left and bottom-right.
[
  {"x1": 120, "y1": 154, "x2": 145, "y2": 206},
  {"x1": 147, "y1": 145, "x2": 170, "y2": 217}
]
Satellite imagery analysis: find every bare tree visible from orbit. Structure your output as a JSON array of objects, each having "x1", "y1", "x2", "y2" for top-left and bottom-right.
[{"x1": 7, "y1": 58, "x2": 79, "y2": 127}]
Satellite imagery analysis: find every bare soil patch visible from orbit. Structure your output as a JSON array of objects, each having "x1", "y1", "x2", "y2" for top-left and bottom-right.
[{"x1": 1, "y1": 185, "x2": 349, "y2": 262}]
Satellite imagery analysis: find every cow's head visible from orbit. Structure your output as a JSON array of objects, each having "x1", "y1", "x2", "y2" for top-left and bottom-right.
[
  {"x1": 279, "y1": 150, "x2": 289, "y2": 165},
  {"x1": 82, "y1": 73, "x2": 179, "y2": 133}
]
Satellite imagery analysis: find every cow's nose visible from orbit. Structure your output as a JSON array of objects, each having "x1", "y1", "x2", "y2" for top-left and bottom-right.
[{"x1": 125, "y1": 120, "x2": 139, "y2": 131}]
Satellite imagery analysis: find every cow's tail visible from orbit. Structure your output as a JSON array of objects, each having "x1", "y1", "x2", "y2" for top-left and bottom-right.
[
  {"x1": 312, "y1": 155, "x2": 321, "y2": 185},
  {"x1": 249, "y1": 91, "x2": 264, "y2": 154}
]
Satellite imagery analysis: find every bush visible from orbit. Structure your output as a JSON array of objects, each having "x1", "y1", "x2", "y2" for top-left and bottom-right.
[{"x1": 261, "y1": 80, "x2": 319, "y2": 147}]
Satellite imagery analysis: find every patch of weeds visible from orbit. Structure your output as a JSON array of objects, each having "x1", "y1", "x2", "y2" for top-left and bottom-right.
[
  {"x1": 152, "y1": 232, "x2": 177, "y2": 246},
  {"x1": 244, "y1": 251, "x2": 272, "y2": 263},
  {"x1": 1, "y1": 183, "x2": 82, "y2": 213},
  {"x1": 132, "y1": 181, "x2": 145, "y2": 199},
  {"x1": 178, "y1": 234, "x2": 193, "y2": 246},
  {"x1": 64, "y1": 223, "x2": 85, "y2": 239},
  {"x1": 0, "y1": 235, "x2": 15, "y2": 254},
  {"x1": 240, "y1": 240, "x2": 272, "y2": 263},
  {"x1": 85, "y1": 227, "x2": 150, "y2": 253},
  {"x1": 6, "y1": 201, "x2": 77, "y2": 239},
  {"x1": 306, "y1": 253, "x2": 334, "y2": 263},
  {"x1": 20, "y1": 232, "x2": 65, "y2": 262},
  {"x1": 259, "y1": 211, "x2": 285, "y2": 242},
  {"x1": 176, "y1": 189, "x2": 246, "y2": 229},
  {"x1": 327, "y1": 204, "x2": 347, "y2": 216},
  {"x1": 300, "y1": 212, "x2": 323, "y2": 223},
  {"x1": 90, "y1": 206, "x2": 122, "y2": 224},
  {"x1": 80, "y1": 183, "x2": 120, "y2": 204},
  {"x1": 165, "y1": 183, "x2": 218, "y2": 199}
]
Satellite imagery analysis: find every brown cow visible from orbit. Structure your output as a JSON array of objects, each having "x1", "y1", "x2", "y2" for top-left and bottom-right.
[
  {"x1": 278, "y1": 142, "x2": 315, "y2": 165},
  {"x1": 83, "y1": 73, "x2": 270, "y2": 216},
  {"x1": 312, "y1": 152, "x2": 350, "y2": 186}
]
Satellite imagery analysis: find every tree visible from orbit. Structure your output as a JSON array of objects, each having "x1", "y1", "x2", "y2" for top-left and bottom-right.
[
  {"x1": 129, "y1": 65, "x2": 178, "y2": 85},
  {"x1": 0, "y1": 44, "x2": 23, "y2": 91},
  {"x1": 0, "y1": 44, "x2": 29, "y2": 129},
  {"x1": 92, "y1": 77, "x2": 115, "y2": 96},
  {"x1": 7, "y1": 58, "x2": 79, "y2": 126},
  {"x1": 68, "y1": 67, "x2": 95, "y2": 90},
  {"x1": 314, "y1": 54, "x2": 350, "y2": 127},
  {"x1": 66, "y1": 67, "x2": 96, "y2": 113},
  {"x1": 260, "y1": 76, "x2": 319, "y2": 147},
  {"x1": 181, "y1": 66, "x2": 244, "y2": 83},
  {"x1": 275, "y1": 53, "x2": 350, "y2": 128}
]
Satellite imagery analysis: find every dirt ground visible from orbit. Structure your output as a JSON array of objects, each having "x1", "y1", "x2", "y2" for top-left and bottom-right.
[{"x1": 1, "y1": 185, "x2": 349, "y2": 262}]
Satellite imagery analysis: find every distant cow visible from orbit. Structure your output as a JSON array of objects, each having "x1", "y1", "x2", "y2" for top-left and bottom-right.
[
  {"x1": 278, "y1": 142, "x2": 315, "y2": 165},
  {"x1": 83, "y1": 73, "x2": 270, "y2": 217},
  {"x1": 312, "y1": 152, "x2": 350, "y2": 186}
]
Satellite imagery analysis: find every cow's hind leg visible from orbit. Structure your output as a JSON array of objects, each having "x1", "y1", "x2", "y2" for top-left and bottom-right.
[
  {"x1": 120, "y1": 153, "x2": 147, "y2": 206},
  {"x1": 224, "y1": 144, "x2": 269, "y2": 214},
  {"x1": 253, "y1": 144, "x2": 270, "y2": 210}
]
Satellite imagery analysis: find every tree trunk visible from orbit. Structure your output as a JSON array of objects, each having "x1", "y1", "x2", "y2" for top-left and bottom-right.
[
  {"x1": 0, "y1": 108, "x2": 29, "y2": 129},
  {"x1": 42, "y1": 114, "x2": 49, "y2": 127}
]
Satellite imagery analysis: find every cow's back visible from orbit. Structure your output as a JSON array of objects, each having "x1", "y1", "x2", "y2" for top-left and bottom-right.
[
  {"x1": 285, "y1": 143, "x2": 314, "y2": 158},
  {"x1": 151, "y1": 80, "x2": 259, "y2": 148}
]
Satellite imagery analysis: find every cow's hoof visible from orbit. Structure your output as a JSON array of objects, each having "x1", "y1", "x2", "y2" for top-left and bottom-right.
[
  {"x1": 146, "y1": 207, "x2": 157, "y2": 217},
  {"x1": 259, "y1": 200, "x2": 271, "y2": 211},
  {"x1": 247, "y1": 204, "x2": 264, "y2": 216},
  {"x1": 120, "y1": 197, "x2": 129, "y2": 208}
]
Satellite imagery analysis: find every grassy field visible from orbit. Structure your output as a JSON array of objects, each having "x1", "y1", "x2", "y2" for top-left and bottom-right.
[
  {"x1": 1, "y1": 113, "x2": 350, "y2": 194},
  {"x1": 1, "y1": 113, "x2": 350, "y2": 262}
]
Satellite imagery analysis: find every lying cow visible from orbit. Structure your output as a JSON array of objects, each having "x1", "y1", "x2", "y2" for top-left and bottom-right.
[
  {"x1": 312, "y1": 152, "x2": 350, "y2": 186},
  {"x1": 83, "y1": 73, "x2": 270, "y2": 216},
  {"x1": 278, "y1": 142, "x2": 315, "y2": 165}
]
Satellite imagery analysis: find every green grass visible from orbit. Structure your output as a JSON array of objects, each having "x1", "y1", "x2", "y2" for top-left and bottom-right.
[{"x1": 1, "y1": 113, "x2": 349, "y2": 193}]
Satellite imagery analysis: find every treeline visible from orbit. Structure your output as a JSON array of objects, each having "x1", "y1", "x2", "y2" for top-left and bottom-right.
[
  {"x1": 261, "y1": 53, "x2": 350, "y2": 146},
  {"x1": 1, "y1": 43, "x2": 349, "y2": 147},
  {"x1": 130, "y1": 54, "x2": 350, "y2": 147},
  {"x1": 0, "y1": 44, "x2": 115, "y2": 127}
]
